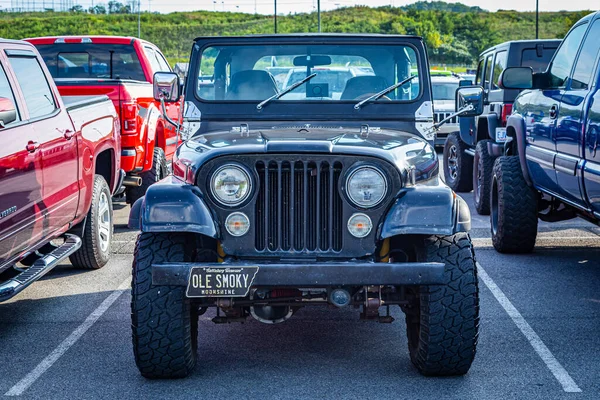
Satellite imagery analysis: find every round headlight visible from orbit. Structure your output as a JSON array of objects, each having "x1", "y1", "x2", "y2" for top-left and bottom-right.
[
  {"x1": 211, "y1": 164, "x2": 252, "y2": 206},
  {"x1": 346, "y1": 166, "x2": 387, "y2": 208}
]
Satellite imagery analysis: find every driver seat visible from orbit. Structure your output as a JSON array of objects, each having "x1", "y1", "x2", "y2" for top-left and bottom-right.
[
  {"x1": 341, "y1": 76, "x2": 389, "y2": 100},
  {"x1": 226, "y1": 70, "x2": 278, "y2": 100}
]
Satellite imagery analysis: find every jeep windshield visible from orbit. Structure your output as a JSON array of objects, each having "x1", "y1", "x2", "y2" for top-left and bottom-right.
[{"x1": 196, "y1": 43, "x2": 420, "y2": 103}]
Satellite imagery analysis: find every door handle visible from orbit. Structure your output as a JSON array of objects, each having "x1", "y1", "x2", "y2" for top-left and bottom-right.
[
  {"x1": 26, "y1": 141, "x2": 39, "y2": 153},
  {"x1": 549, "y1": 104, "x2": 558, "y2": 120},
  {"x1": 63, "y1": 129, "x2": 75, "y2": 140}
]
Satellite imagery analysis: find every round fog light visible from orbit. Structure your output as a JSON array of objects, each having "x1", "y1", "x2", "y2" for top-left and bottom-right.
[
  {"x1": 225, "y1": 212, "x2": 250, "y2": 237},
  {"x1": 347, "y1": 213, "x2": 372, "y2": 238}
]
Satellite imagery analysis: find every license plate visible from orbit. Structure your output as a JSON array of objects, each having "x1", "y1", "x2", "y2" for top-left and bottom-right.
[
  {"x1": 186, "y1": 266, "x2": 259, "y2": 298},
  {"x1": 496, "y1": 127, "x2": 507, "y2": 143}
]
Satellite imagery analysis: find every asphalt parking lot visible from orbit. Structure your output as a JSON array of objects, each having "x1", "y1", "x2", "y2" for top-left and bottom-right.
[{"x1": 1, "y1": 164, "x2": 600, "y2": 399}]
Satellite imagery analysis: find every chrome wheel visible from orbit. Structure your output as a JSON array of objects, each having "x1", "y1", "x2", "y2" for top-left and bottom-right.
[
  {"x1": 447, "y1": 144, "x2": 459, "y2": 181},
  {"x1": 98, "y1": 191, "x2": 111, "y2": 253}
]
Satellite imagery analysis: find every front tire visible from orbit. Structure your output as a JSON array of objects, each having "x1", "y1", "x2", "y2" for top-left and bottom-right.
[
  {"x1": 126, "y1": 147, "x2": 168, "y2": 205},
  {"x1": 131, "y1": 232, "x2": 198, "y2": 379},
  {"x1": 69, "y1": 175, "x2": 113, "y2": 269},
  {"x1": 473, "y1": 140, "x2": 496, "y2": 215},
  {"x1": 491, "y1": 156, "x2": 538, "y2": 253},
  {"x1": 405, "y1": 233, "x2": 479, "y2": 376},
  {"x1": 443, "y1": 132, "x2": 473, "y2": 192}
]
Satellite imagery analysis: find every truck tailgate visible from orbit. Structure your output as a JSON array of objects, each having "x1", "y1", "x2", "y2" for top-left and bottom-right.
[{"x1": 63, "y1": 95, "x2": 118, "y2": 134}]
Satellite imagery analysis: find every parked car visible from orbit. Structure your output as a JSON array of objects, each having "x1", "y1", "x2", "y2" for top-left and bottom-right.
[
  {"x1": 281, "y1": 67, "x2": 362, "y2": 100},
  {"x1": 431, "y1": 74, "x2": 462, "y2": 146},
  {"x1": 442, "y1": 39, "x2": 561, "y2": 215},
  {"x1": 486, "y1": 11, "x2": 600, "y2": 253},
  {"x1": 0, "y1": 39, "x2": 122, "y2": 302},
  {"x1": 25, "y1": 36, "x2": 180, "y2": 205},
  {"x1": 128, "y1": 34, "x2": 479, "y2": 379}
]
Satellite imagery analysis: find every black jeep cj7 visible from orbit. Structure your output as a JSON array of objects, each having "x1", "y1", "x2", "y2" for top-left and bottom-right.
[{"x1": 129, "y1": 34, "x2": 482, "y2": 379}]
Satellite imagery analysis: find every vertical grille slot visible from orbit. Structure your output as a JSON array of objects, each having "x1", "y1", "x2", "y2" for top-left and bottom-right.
[{"x1": 255, "y1": 159, "x2": 343, "y2": 253}]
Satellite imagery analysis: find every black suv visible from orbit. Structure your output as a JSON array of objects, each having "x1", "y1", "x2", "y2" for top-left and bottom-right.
[
  {"x1": 443, "y1": 39, "x2": 560, "y2": 215},
  {"x1": 129, "y1": 34, "x2": 481, "y2": 379}
]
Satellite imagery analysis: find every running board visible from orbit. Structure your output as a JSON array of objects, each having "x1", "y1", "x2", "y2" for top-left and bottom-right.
[{"x1": 0, "y1": 235, "x2": 82, "y2": 302}]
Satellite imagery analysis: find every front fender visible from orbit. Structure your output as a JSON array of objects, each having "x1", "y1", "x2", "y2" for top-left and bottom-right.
[
  {"x1": 506, "y1": 114, "x2": 532, "y2": 186},
  {"x1": 128, "y1": 175, "x2": 218, "y2": 238},
  {"x1": 380, "y1": 185, "x2": 471, "y2": 238}
]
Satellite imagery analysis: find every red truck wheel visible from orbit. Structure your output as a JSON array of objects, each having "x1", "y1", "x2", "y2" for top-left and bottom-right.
[
  {"x1": 126, "y1": 147, "x2": 168, "y2": 205},
  {"x1": 69, "y1": 175, "x2": 113, "y2": 269}
]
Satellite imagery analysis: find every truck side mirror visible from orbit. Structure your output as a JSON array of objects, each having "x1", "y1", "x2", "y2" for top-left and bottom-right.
[
  {"x1": 153, "y1": 72, "x2": 180, "y2": 103},
  {"x1": 0, "y1": 97, "x2": 17, "y2": 128},
  {"x1": 455, "y1": 86, "x2": 484, "y2": 117},
  {"x1": 498, "y1": 67, "x2": 533, "y2": 90}
]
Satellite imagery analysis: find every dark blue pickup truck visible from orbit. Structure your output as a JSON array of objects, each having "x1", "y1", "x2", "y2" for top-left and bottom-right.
[{"x1": 481, "y1": 11, "x2": 600, "y2": 253}]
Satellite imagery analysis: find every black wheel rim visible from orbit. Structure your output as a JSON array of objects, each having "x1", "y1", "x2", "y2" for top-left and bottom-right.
[{"x1": 447, "y1": 144, "x2": 459, "y2": 182}]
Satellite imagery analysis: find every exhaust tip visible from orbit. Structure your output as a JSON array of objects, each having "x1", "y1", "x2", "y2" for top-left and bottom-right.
[{"x1": 123, "y1": 176, "x2": 142, "y2": 187}]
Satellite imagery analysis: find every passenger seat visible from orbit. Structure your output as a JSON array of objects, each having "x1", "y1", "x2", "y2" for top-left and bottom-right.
[{"x1": 226, "y1": 70, "x2": 278, "y2": 100}]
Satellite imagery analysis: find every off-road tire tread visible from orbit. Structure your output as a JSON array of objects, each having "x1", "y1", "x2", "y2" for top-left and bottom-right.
[
  {"x1": 126, "y1": 147, "x2": 168, "y2": 205},
  {"x1": 491, "y1": 156, "x2": 538, "y2": 253},
  {"x1": 474, "y1": 140, "x2": 496, "y2": 215},
  {"x1": 69, "y1": 175, "x2": 112, "y2": 269},
  {"x1": 131, "y1": 232, "x2": 197, "y2": 379},
  {"x1": 443, "y1": 132, "x2": 473, "y2": 192},
  {"x1": 407, "y1": 233, "x2": 479, "y2": 376}
]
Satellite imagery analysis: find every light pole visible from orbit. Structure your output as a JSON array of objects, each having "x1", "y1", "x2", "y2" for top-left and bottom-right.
[
  {"x1": 137, "y1": 0, "x2": 141, "y2": 38},
  {"x1": 274, "y1": 0, "x2": 277, "y2": 33},
  {"x1": 317, "y1": 0, "x2": 321, "y2": 33},
  {"x1": 535, "y1": 0, "x2": 539, "y2": 39}
]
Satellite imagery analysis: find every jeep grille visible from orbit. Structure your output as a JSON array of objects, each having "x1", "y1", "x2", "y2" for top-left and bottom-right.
[{"x1": 254, "y1": 160, "x2": 344, "y2": 252}]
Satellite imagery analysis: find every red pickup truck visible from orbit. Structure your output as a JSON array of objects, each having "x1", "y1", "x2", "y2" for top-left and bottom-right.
[
  {"x1": 0, "y1": 39, "x2": 122, "y2": 302},
  {"x1": 25, "y1": 36, "x2": 179, "y2": 204}
]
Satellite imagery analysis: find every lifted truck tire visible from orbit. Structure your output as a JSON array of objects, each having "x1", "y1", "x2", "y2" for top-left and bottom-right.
[
  {"x1": 491, "y1": 156, "x2": 538, "y2": 253},
  {"x1": 405, "y1": 233, "x2": 479, "y2": 376},
  {"x1": 126, "y1": 147, "x2": 168, "y2": 205},
  {"x1": 443, "y1": 132, "x2": 473, "y2": 193},
  {"x1": 473, "y1": 140, "x2": 496, "y2": 215},
  {"x1": 69, "y1": 175, "x2": 113, "y2": 269},
  {"x1": 131, "y1": 232, "x2": 199, "y2": 379}
]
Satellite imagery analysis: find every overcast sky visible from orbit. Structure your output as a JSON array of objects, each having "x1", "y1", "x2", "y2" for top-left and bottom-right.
[{"x1": 137, "y1": 0, "x2": 592, "y2": 15}]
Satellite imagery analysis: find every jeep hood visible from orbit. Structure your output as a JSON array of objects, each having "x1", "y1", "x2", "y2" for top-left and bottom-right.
[{"x1": 176, "y1": 127, "x2": 439, "y2": 183}]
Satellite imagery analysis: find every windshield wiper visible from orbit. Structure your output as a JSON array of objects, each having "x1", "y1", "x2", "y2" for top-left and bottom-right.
[
  {"x1": 354, "y1": 75, "x2": 417, "y2": 110},
  {"x1": 256, "y1": 73, "x2": 317, "y2": 110}
]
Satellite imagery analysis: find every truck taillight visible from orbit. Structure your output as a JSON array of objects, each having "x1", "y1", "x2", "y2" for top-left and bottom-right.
[
  {"x1": 501, "y1": 104, "x2": 513, "y2": 127},
  {"x1": 121, "y1": 102, "x2": 137, "y2": 134}
]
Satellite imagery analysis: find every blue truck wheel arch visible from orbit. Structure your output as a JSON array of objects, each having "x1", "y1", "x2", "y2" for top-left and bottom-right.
[{"x1": 506, "y1": 114, "x2": 533, "y2": 186}]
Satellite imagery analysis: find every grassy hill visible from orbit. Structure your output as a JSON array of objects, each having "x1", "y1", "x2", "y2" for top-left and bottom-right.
[{"x1": 0, "y1": 6, "x2": 592, "y2": 65}]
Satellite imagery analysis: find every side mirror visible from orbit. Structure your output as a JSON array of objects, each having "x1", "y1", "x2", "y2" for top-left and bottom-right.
[
  {"x1": 0, "y1": 97, "x2": 17, "y2": 128},
  {"x1": 455, "y1": 86, "x2": 484, "y2": 117},
  {"x1": 498, "y1": 67, "x2": 533, "y2": 90},
  {"x1": 153, "y1": 72, "x2": 180, "y2": 102},
  {"x1": 459, "y1": 79, "x2": 472, "y2": 87}
]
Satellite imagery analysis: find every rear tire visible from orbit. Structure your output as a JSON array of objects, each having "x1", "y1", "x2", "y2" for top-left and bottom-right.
[
  {"x1": 69, "y1": 175, "x2": 113, "y2": 269},
  {"x1": 473, "y1": 140, "x2": 496, "y2": 215},
  {"x1": 126, "y1": 147, "x2": 168, "y2": 205},
  {"x1": 443, "y1": 132, "x2": 473, "y2": 192},
  {"x1": 405, "y1": 233, "x2": 479, "y2": 376},
  {"x1": 491, "y1": 156, "x2": 538, "y2": 253}
]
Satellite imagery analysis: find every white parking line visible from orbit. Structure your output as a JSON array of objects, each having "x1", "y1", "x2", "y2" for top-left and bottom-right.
[
  {"x1": 477, "y1": 262, "x2": 582, "y2": 393},
  {"x1": 4, "y1": 277, "x2": 130, "y2": 397}
]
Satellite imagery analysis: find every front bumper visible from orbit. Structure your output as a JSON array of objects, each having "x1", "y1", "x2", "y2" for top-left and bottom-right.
[{"x1": 152, "y1": 261, "x2": 446, "y2": 288}]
